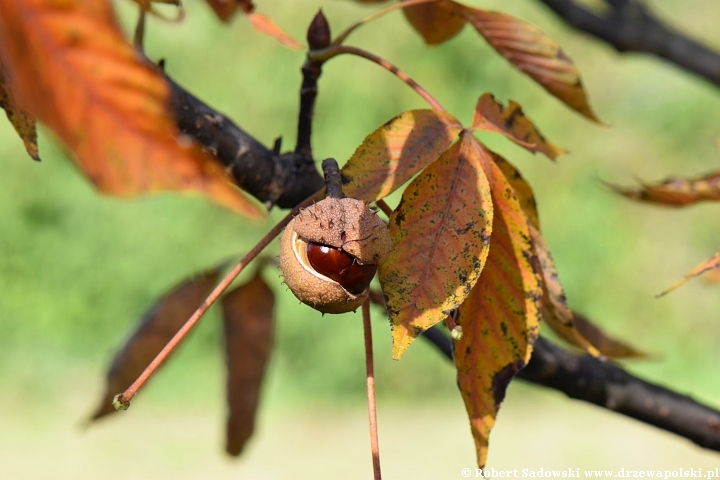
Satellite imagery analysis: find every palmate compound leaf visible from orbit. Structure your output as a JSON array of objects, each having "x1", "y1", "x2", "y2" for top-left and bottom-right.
[
  {"x1": 472, "y1": 93, "x2": 567, "y2": 160},
  {"x1": 0, "y1": 0, "x2": 264, "y2": 219},
  {"x1": 89, "y1": 268, "x2": 221, "y2": 421},
  {"x1": 221, "y1": 272, "x2": 274, "y2": 456},
  {"x1": 379, "y1": 131, "x2": 493, "y2": 359},
  {"x1": 608, "y1": 170, "x2": 720, "y2": 207},
  {"x1": 494, "y1": 152, "x2": 646, "y2": 359},
  {"x1": 0, "y1": 60, "x2": 39, "y2": 161},
  {"x1": 341, "y1": 109, "x2": 463, "y2": 202},
  {"x1": 402, "y1": 0, "x2": 466, "y2": 45},
  {"x1": 459, "y1": 5, "x2": 602, "y2": 123},
  {"x1": 454, "y1": 148, "x2": 542, "y2": 468}
]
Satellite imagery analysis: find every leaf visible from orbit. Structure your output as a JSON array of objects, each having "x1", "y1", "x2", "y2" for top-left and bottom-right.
[
  {"x1": 608, "y1": 172, "x2": 720, "y2": 207},
  {"x1": 402, "y1": 0, "x2": 466, "y2": 45},
  {"x1": 247, "y1": 12, "x2": 304, "y2": 50},
  {"x1": 341, "y1": 109, "x2": 463, "y2": 202},
  {"x1": 89, "y1": 268, "x2": 220, "y2": 421},
  {"x1": 659, "y1": 252, "x2": 720, "y2": 296},
  {"x1": 460, "y1": 6, "x2": 601, "y2": 123},
  {"x1": 572, "y1": 312, "x2": 647, "y2": 359},
  {"x1": 379, "y1": 133, "x2": 493, "y2": 359},
  {"x1": 222, "y1": 272, "x2": 275, "y2": 456},
  {"x1": 454, "y1": 155, "x2": 542, "y2": 468},
  {"x1": 0, "y1": 0, "x2": 264, "y2": 219},
  {"x1": 204, "y1": 0, "x2": 251, "y2": 21},
  {"x1": 0, "y1": 61, "x2": 39, "y2": 161},
  {"x1": 472, "y1": 93, "x2": 566, "y2": 160}
]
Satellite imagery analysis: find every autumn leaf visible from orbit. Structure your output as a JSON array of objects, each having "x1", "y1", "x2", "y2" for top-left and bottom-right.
[
  {"x1": 459, "y1": 6, "x2": 601, "y2": 123},
  {"x1": 608, "y1": 171, "x2": 720, "y2": 207},
  {"x1": 0, "y1": 0, "x2": 264, "y2": 219},
  {"x1": 402, "y1": 1, "x2": 466, "y2": 45},
  {"x1": 0, "y1": 61, "x2": 39, "y2": 161},
  {"x1": 659, "y1": 252, "x2": 720, "y2": 296},
  {"x1": 341, "y1": 109, "x2": 463, "y2": 202},
  {"x1": 379, "y1": 132, "x2": 493, "y2": 359},
  {"x1": 472, "y1": 93, "x2": 566, "y2": 160},
  {"x1": 247, "y1": 12, "x2": 304, "y2": 50},
  {"x1": 572, "y1": 313, "x2": 647, "y2": 359},
  {"x1": 89, "y1": 268, "x2": 220, "y2": 421},
  {"x1": 222, "y1": 272, "x2": 275, "y2": 456},
  {"x1": 454, "y1": 154, "x2": 541, "y2": 468},
  {"x1": 204, "y1": 0, "x2": 251, "y2": 21}
]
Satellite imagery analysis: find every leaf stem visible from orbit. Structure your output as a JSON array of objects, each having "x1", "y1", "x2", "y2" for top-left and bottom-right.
[
  {"x1": 113, "y1": 191, "x2": 322, "y2": 409},
  {"x1": 362, "y1": 300, "x2": 382, "y2": 480},
  {"x1": 332, "y1": 0, "x2": 439, "y2": 46},
  {"x1": 308, "y1": 45, "x2": 445, "y2": 111},
  {"x1": 375, "y1": 199, "x2": 394, "y2": 218}
]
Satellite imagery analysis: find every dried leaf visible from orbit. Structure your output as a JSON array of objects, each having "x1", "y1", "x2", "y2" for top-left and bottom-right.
[
  {"x1": 0, "y1": 0, "x2": 263, "y2": 218},
  {"x1": 608, "y1": 172, "x2": 720, "y2": 207},
  {"x1": 472, "y1": 93, "x2": 566, "y2": 160},
  {"x1": 402, "y1": 1, "x2": 466, "y2": 45},
  {"x1": 455, "y1": 155, "x2": 542, "y2": 468},
  {"x1": 0, "y1": 61, "x2": 39, "y2": 161},
  {"x1": 460, "y1": 7, "x2": 601, "y2": 123},
  {"x1": 204, "y1": 0, "x2": 250, "y2": 21},
  {"x1": 89, "y1": 269, "x2": 220, "y2": 421},
  {"x1": 659, "y1": 252, "x2": 720, "y2": 296},
  {"x1": 247, "y1": 12, "x2": 303, "y2": 50},
  {"x1": 572, "y1": 312, "x2": 647, "y2": 359},
  {"x1": 222, "y1": 272, "x2": 275, "y2": 456},
  {"x1": 342, "y1": 109, "x2": 463, "y2": 202},
  {"x1": 379, "y1": 133, "x2": 493, "y2": 359}
]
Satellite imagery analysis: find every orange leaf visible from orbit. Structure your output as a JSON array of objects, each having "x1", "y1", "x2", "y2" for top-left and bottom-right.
[
  {"x1": 89, "y1": 268, "x2": 220, "y2": 421},
  {"x1": 0, "y1": 61, "x2": 38, "y2": 161},
  {"x1": 247, "y1": 12, "x2": 303, "y2": 50},
  {"x1": 379, "y1": 133, "x2": 493, "y2": 359},
  {"x1": 222, "y1": 272, "x2": 275, "y2": 456},
  {"x1": 572, "y1": 312, "x2": 647, "y2": 359},
  {"x1": 402, "y1": 0, "x2": 466, "y2": 45},
  {"x1": 472, "y1": 93, "x2": 566, "y2": 160},
  {"x1": 460, "y1": 7, "x2": 601, "y2": 123},
  {"x1": 0, "y1": 0, "x2": 263, "y2": 219},
  {"x1": 455, "y1": 154, "x2": 541, "y2": 468},
  {"x1": 659, "y1": 252, "x2": 720, "y2": 296},
  {"x1": 341, "y1": 109, "x2": 463, "y2": 202},
  {"x1": 608, "y1": 171, "x2": 720, "y2": 207}
]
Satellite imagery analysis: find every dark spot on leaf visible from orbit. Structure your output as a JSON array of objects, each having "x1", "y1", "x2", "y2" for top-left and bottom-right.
[{"x1": 491, "y1": 361, "x2": 524, "y2": 407}]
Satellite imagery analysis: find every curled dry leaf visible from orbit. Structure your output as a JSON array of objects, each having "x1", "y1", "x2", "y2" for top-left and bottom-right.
[
  {"x1": 472, "y1": 93, "x2": 566, "y2": 160},
  {"x1": 659, "y1": 252, "x2": 720, "y2": 297},
  {"x1": 455, "y1": 153, "x2": 541, "y2": 468},
  {"x1": 459, "y1": 6, "x2": 601, "y2": 123},
  {"x1": 608, "y1": 171, "x2": 720, "y2": 207},
  {"x1": 89, "y1": 268, "x2": 220, "y2": 421},
  {"x1": 222, "y1": 272, "x2": 275, "y2": 456},
  {"x1": 402, "y1": 0, "x2": 466, "y2": 45},
  {"x1": 341, "y1": 109, "x2": 463, "y2": 202},
  {"x1": 0, "y1": 61, "x2": 39, "y2": 161},
  {"x1": 379, "y1": 132, "x2": 493, "y2": 359},
  {"x1": 0, "y1": 0, "x2": 264, "y2": 219},
  {"x1": 204, "y1": 0, "x2": 252, "y2": 22}
]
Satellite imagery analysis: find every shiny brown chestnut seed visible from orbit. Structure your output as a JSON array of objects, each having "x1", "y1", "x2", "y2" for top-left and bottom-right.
[{"x1": 306, "y1": 242, "x2": 378, "y2": 295}]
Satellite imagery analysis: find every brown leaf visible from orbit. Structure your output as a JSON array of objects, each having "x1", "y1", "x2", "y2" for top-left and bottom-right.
[
  {"x1": 247, "y1": 12, "x2": 304, "y2": 50},
  {"x1": 222, "y1": 272, "x2": 275, "y2": 456},
  {"x1": 455, "y1": 153, "x2": 542, "y2": 468},
  {"x1": 204, "y1": 0, "x2": 251, "y2": 21},
  {"x1": 0, "y1": 61, "x2": 39, "y2": 161},
  {"x1": 402, "y1": 1, "x2": 466, "y2": 45},
  {"x1": 659, "y1": 252, "x2": 720, "y2": 296},
  {"x1": 573, "y1": 312, "x2": 647, "y2": 359},
  {"x1": 342, "y1": 109, "x2": 463, "y2": 202},
  {"x1": 89, "y1": 269, "x2": 220, "y2": 421},
  {"x1": 379, "y1": 133, "x2": 493, "y2": 359},
  {"x1": 460, "y1": 6, "x2": 601, "y2": 123},
  {"x1": 472, "y1": 93, "x2": 566, "y2": 160},
  {"x1": 0, "y1": 0, "x2": 263, "y2": 218},
  {"x1": 608, "y1": 172, "x2": 720, "y2": 207}
]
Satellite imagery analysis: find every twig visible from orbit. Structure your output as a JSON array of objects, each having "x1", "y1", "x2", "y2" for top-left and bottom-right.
[
  {"x1": 375, "y1": 199, "x2": 394, "y2": 218},
  {"x1": 535, "y1": 0, "x2": 720, "y2": 87},
  {"x1": 308, "y1": 45, "x2": 445, "y2": 111},
  {"x1": 362, "y1": 301, "x2": 382, "y2": 480},
  {"x1": 113, "y1": 192, "x2": 321, "y2": 410},
  {"x1": 322, "y1": 158, "x2": 346, "y2": 199}
]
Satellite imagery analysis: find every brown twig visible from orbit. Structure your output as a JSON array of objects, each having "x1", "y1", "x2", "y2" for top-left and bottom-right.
[
  {"x1": 375, "y1": 199, "x2": 394, "y2": 218},
  {"x1": 362, "y1": 300, "x2": 382, "y2": 480},
  {"x1": 322, "y1": 158, "x2": 346, "y2": 199},
  {"x1": 112, "y1": 192, "x2": 322, "y2": 410}
]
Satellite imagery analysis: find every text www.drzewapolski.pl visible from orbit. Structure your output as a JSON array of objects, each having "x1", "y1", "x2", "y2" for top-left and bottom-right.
[{"x1": 461, "y1": 468, "x2": 720, "y2": 479}]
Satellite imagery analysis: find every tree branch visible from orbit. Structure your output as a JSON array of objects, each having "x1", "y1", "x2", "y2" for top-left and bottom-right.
[
  {"x1": 535, "y1": 0, "x2": 720, "y2": 87},
  {"x1": 420, "y1": 327, "x2": 720, "y2": 452}
]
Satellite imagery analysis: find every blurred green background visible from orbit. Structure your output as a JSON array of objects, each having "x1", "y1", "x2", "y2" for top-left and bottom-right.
[{"x1": 2, "y1": 0, "x2": 720, "y2": 477}]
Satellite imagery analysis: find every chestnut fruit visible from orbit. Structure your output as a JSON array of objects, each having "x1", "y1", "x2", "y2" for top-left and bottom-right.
[{"x1": 306, "y1": 242, "x2": 378, "y2": 295}]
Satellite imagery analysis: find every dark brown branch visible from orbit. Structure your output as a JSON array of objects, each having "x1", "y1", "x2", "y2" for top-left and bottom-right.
[
  {"x1": 536, "y1": 0, "x2": 720, "y2": 87},
  {"x1": 419, "y1": 327, "x2": 720, "y2": 452},
  {"x1": 322, "y1": 158, "x2": 345, "y2": 199}
]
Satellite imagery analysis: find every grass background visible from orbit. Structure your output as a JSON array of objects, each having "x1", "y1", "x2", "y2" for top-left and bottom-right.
[{"x1": 1, "y1": 0, "x2": 720, "y2": 476}]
